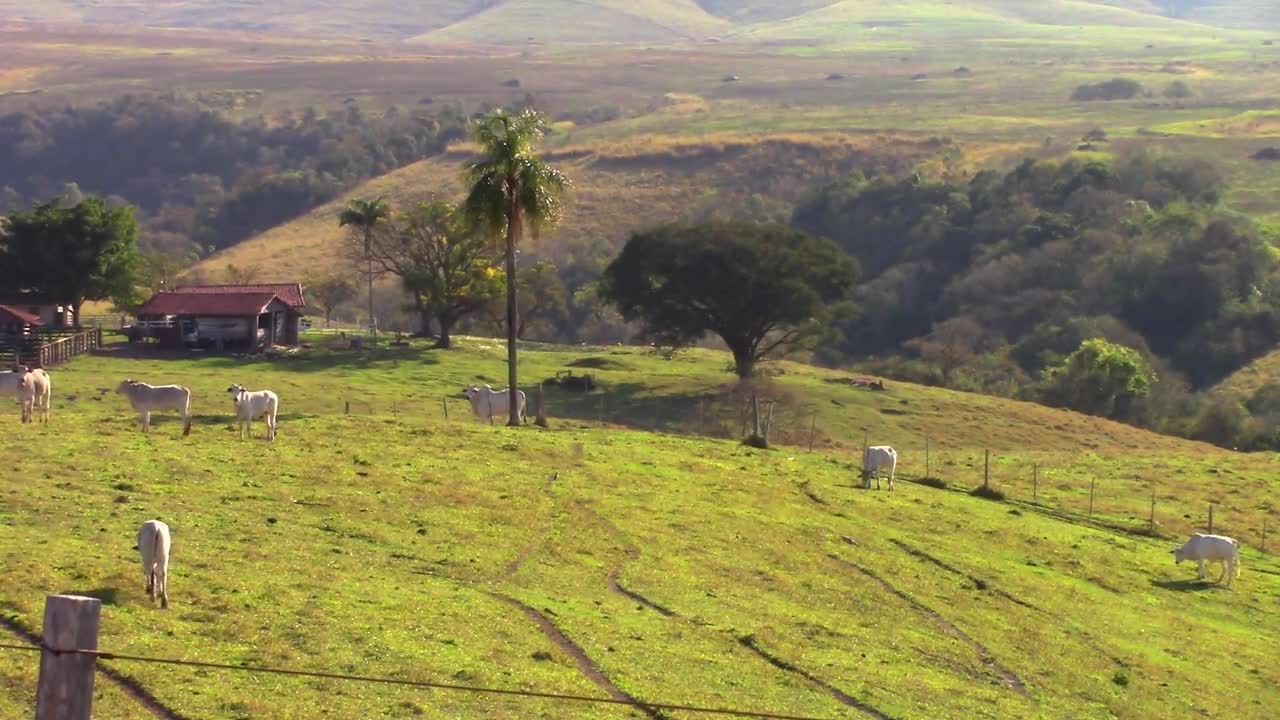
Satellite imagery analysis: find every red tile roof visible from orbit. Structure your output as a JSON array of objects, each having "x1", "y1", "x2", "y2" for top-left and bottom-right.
[
  {"x1": 0, "y1": 304, "x2": 43, "y2": 326},
  {"x1": 138, "y1": 292, "x2": 285, "y2": 317},
  {"x1": 171, "y1": 283, "x2": 306, "y2": 308}
]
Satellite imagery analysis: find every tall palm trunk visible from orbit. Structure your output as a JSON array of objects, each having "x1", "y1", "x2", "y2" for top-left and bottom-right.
[
  {"x1": 505, "y1": 192, "x2": 522, "y2": 427},
  {"x1": 366, "y1": 234, "x2": 376, "y2": 337}
]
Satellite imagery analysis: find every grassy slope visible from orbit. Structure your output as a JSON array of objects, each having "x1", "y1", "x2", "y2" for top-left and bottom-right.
[
  {"x1": 189, "y1": 132, "x2": 981, "y2": 280},
  {"x1": 0, "y1": 336, "x2": 1277, "y2": 719},
  {"x1": 1213, "y1": 348, "x2": 1280, "y2": 401}
]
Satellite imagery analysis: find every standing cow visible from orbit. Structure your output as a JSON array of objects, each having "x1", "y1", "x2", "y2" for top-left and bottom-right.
[
  {"x1": 227, "y1": 384, "x2": 279, "y2": 441},
  {"x1": 463, "y1": 385, "x2": 526, "y2": 424},
  {"x1": 1173, "y1": 533, "x2": 1240, "y2": 587},
  {"x1": 117, "y1": 380, "x2": 193, "y2": 435},
  {"x1": 862, "y1": 445, "x2": 897, "y2": 490},
  {"x1": 18, "y1": 368, "x2": 51, "y2": 424},
  {"x1": 137, "y1": 520, "x2": 172, "y2": 608}
]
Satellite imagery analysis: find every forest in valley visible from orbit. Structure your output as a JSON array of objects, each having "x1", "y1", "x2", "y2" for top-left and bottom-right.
[{"x1": 0, "y1": 95, "x2": 470, "y2": 262}]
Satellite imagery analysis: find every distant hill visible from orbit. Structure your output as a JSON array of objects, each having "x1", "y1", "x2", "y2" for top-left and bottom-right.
[{"x1": 3, "y1": 1, "x2": 1275, "y2": 40}]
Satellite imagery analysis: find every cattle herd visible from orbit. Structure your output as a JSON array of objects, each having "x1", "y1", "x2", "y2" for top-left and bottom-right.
[{"x1": 2, "y1": 369, "x2": 1246, "y2": 609}]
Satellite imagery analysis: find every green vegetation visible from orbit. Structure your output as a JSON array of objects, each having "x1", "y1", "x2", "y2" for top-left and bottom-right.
[
  {"x1": 601, "y1": 222, "x2": 859, "y2": 378},
  {"x1": 0, "y1": 337, "x2": 1277, "y2": 719},
  {"x1": 0, "y1": 195, "x2": 141, "y2": 320},
  {"x1": 338, "y1": 196, "x2": 393, "y2": 336}
]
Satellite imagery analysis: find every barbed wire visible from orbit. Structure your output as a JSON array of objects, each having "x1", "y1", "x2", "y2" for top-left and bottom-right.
[{"x1": 0, "y1": 641, "x2": 840, "y2": 720}]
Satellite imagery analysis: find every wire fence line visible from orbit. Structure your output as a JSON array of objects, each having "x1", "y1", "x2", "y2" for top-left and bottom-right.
[
  {"x1": 333, "y1": 389, "x2": 1278, "y2": 555},
  {"x1": 0, "y1": 641, "x2": 839, "y2": 720}
]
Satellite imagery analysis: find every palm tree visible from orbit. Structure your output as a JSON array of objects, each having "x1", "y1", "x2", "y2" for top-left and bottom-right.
[
  {"x1": 463, "y1": 109, "x2": 569, "y2": 427},
  {"x1": 338, "y1": 197, "x2": 391, "y2": 336}
]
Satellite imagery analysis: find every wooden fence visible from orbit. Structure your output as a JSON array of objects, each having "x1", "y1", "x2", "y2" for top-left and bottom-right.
[{"x1": 0, "y1": 327, "x2": 102, "y2": 368}]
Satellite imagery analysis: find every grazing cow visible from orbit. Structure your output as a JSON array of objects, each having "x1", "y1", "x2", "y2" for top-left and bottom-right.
[
  {"x1": 1173, "y1": 533, "x2": 1240, "y2": 587},
  {"x1": 227, "y1": 384, "x2": 279, "y2": 441},
  {"x1": 463, "y1": 384, "x2": 526, "y2": 424},
  {"x1": 862, "y1": 445, "x2": 898, "y2": 490},
  {"x1": 117, "y1": 380, "x2": 192, "y2": 436},
  {"x1": 137, "y1": 520, "x2": 171, "y2": 608}
]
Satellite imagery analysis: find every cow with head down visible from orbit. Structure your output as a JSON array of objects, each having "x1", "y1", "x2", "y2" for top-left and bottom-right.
[{"x1": 1173, "y1": 533, "x2": 1240, "y2": 587}]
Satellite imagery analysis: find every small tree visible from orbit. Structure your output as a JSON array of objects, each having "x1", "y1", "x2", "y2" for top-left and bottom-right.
[
  {"x1": 224, "y1": 263, "x2": 261, "y2": 284},
  {"x1": 366, "y1": 201, "x2": 502, "y2": 348},
  {"x1": 601, "y1": 222, "x2": 860, "y2": 378},
  {"x1": 2, "y1": 196, "x2": 141, "y2": 326},
  {"x1": 1041, "y1": 338, "x2": 1156, "y2": 419},
  {"x1": 905, "y1": 316, "x2": 990, "y2": 385},
  {"x1": 307, "y1": 275, "x2": 357, "y2": 327},
  {"x1": 1163, "y1": 80, "x2": 1192, "y2": 99}
]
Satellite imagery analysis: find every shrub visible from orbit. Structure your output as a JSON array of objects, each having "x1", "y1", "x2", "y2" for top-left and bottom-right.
[
  {"x1": 917, "y1": 476, "x2": 948, "y2": 489},
  {"x1": 970, "y1": 485, "x2": 1007, "y2": 502},
  {"x1": 1071, "y1": 78, "x2": 1143, "y2": 102},
  {"x1": 1163, "y1": 81, "x2": 1192, "y2": 99}
]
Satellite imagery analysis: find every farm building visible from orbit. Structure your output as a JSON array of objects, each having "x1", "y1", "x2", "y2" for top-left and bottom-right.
[
  {"x1": 0, "y1": 304, "x2": 42, "y2": 340},
  {"x1": 0, "y1": 294, "x2": 73, "y2": 329},
  {"x1": 136, "y1": 284, "x2": 304, "y2": 350}
]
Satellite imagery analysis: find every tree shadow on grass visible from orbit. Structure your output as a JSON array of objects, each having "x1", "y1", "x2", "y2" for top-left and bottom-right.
[
  {"x1": 1150, "y1": 578, "x2": 1223, "y2": 592},
  {"x1": 62, "y1": 587, "x2": 122, "y2": 606},
  {"x1": 100, "y1": 343, "x2": 441, "y2": 373}
]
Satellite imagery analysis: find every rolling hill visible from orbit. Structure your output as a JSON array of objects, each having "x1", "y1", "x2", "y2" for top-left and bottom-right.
[
  {"x1": 2, "y1": 0, "x2": 1275, "y2": 41},
  {"x1": 0, "y1": 335, "x2": 1276, "y2": 718}
]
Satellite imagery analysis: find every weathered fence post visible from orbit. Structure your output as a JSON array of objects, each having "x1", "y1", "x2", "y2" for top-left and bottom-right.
[
  {"x1": 535, "y1": 384, "x2": 548, "y2": 428},
  {"x1": 392, "y1": 400, "x2": 398, "y2": 420},
  {"x1": 925, "y1": 436, "x2": 931, "y2": 479},
  {"x1": 599, "y1": 394, "x2": 605, "y2": 425},
  {"x1": 808, "y1": 412, "x2": 817, "y2": 452},
  {"x1": 442, "y1": 397, "x2": 449, "y2": 420},
  {"x1": 36, "y1": 594, "x2": 101, "y2": 720},
  {"x1": 1089, "y1": 479, "x2": 1096, "y2": 517},
  {"x1": 1208, "y1": 504, "x2": 1214, "y2": 533},
  {"x1": 1032, "y1": 464, "x2": 1039, "y2": 504},
  {"x1": 1263, "y1": 518, "x2": 1269, "y2": 554},
  {"x1": 344, "y1": 400, "x2": 350, "y2": 415},
  {"x1": 983, "y1": 449, "x2": 990, "y2": 490},
  {"x1": 751, "y1": 394, "x2": 761, "y2": 439},
  {"x1": 763, "y1": 401, "x2": 775, "y2": 444},
  {"x1": 1149, "y1": 486, "x2": 1157, "y2": 532}
]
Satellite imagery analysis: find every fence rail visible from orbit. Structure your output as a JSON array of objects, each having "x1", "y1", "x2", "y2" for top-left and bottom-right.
[{"x1": 0, "y1": 327, "x2": 102, "y2": 368}]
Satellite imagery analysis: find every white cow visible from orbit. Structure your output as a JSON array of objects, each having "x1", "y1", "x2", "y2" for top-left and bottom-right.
[
  {"x1": 137, "y1": 519, "x2": 172, "y2": 608},
  {"x1": 117, "y1": 380, "x2": 193, "y2": 436},
  {"x1": 228, "y1": 384, "x2": 279, "y2": 441},
  {"x1": 862, "y1": 445, "x2": 898, "y2": 491},
  {"x1": 463, "y1": 384, "x2": 526, "y2": 424},
  {"x1": 18, "y1": 368, "x2": 50, "y2": 424},
  {"x1": 1173, "y1": 533, "x2": 1240, "y2": 587}
]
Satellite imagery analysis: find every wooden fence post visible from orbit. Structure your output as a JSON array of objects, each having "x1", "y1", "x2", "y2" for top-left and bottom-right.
[
  {"x1": 808, "y1": 412, "x2": 818, "y2": 452},
  {"x1": 1033, "y1": 464, "x2": 1038, "y2": 504},
  {"x1": 983, "y1": 450, "x2": 990, "y2": 490},
  {"x1": 1208, "y1": 504, "x2": 1214, "y2": 534},
  {"x1": 1149, "y1": 486, "x2": 1157, "y2": 532},
  {"x1": 751, "y1": 394, "x2": 761, "y2": 439},
  {"x1": 36, "y1": 594, "x2": 101, "y2": 720},
  {"x1": 925, "y1": 436, "x2": 931, "y2": 480},
  {"x1": 1263, "y1": 519, "x2": 1268, "y2": 554},
  {"x1": 344, "y1": 400, "x2": 350, "y2": 415},
  {"x1": 764, "y1": 402, "x2": 775, "y2": 444},
  {"x1": 1089, "y1": 478, "x2": 1096, "y2": 517},
  {"x1": 442, "y1": 397, "x2": 449, "y2": 420}
]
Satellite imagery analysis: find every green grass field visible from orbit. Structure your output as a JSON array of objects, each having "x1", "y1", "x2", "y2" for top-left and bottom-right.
[{"x1": 0, "y1": 335, "x2": 1277, "y2": 719}]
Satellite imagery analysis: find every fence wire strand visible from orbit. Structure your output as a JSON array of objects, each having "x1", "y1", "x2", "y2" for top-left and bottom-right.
[{"x1": 0, "y1": 642, "x2": 839, "y2": 720}]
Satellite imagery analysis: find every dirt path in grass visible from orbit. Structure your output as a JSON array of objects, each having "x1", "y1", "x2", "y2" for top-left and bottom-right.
[
  {"x1": 888, "y1": 539, "x2": 1129, "y2": 668},
  {"x1": 489, "y1": 592, "x2": 666, "y2": 720},
  {"x1": 0, "y1": 611, "x2": 193, "y2": 720},
  {"x1": 737, "y1": 635, "x2": 896, "y2": 720},
  {"x1": 827, "y1": 553, "x2": 1030, "y2": 697},
  {"x1": 503, "y1": 472, "x2": 560, "y2": 579}
]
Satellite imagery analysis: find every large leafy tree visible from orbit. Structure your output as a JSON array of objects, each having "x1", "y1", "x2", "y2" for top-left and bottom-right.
[
  {"x1": 601, "y1": 222, "x2": 860, "y2": 378},
  {"x1": 338, "y1": 196, "x2": 391, "y2": 336},
  {"x1": 1, "y1": 196, "x2": 141, "y2": 325},
  {"x1": 463, "y1": 109, "x2": 569, "y2": 425},
  {"x1": 366, "y1": 201, "x2": 502, "y2": 348}
]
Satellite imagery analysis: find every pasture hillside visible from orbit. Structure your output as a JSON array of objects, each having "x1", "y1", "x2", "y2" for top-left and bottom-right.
[
  {"x1": 0, "y1": 336, "x2": 1277, "y2": 719},
  {"x1": 2, "y1": 1, "x2": 1276, "y2": 40},
  {"x1": 189, "y1": 133, "x2": 978, "y2": 280}
]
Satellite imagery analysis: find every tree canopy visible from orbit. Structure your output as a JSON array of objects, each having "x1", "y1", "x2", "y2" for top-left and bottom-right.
[
  {"x1": 601, "y1": 222, "x2": 859, "y2": 378},
  {"x1": 1, "y1": 196, "x2": 142, "y2": 322}
]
